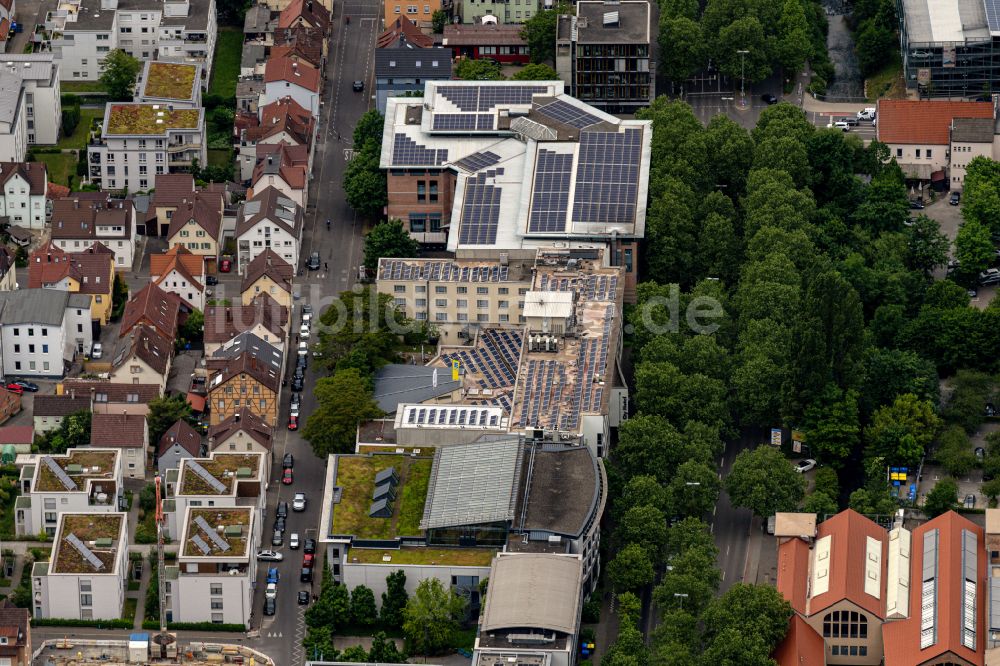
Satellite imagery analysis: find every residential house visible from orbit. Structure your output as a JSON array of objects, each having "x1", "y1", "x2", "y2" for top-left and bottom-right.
[
  {"x1": 238, "y1": 96, "x2": 315, "y2": 182},
  {"x1": 32, "y1": 394, "x2": 90, "y2": 433},
  {"x1": 31, "y1": 512, "x2": 129, "y2": 620},
  {"x1": 0, "y1": 602, "x2": 31, "y2": 666},
  {"x1": 15, "y1": 448, "x2": 123, "y2": 537},
  {"x1": 473, "y1": 554, "x2": 584, "y2": 666},
  {"x1": 150, "y1": 246, "x2": 207, "y2": 311},
  {"x1": 87, "y1": 103, "x2": 207, "y2": 193},
  {"x1": 243, "y1": 4, "x2": 275, "y2": 41},
  {"x1": 384, "y1": 0, "x2": 439, "y2": 29},
  {"x1": 4, "y1": 225, "x2": 30, "y2": 248},
  {"x1": 207, "y1": 349, "x2": 281, "y2": 426},
  {"x1": 555, "y1": 1, "x2": 652, "y2": 113},
  {"x1": 89, "y1": 413, "x2": 149, "y2": 479},
  {"x1": 0, "y1": 387, "x2": 21, "y2": 426},
  {"x1": 235, "y1": 186, "x2": 304, "y2": 269},
  {"x1": 120, "y1": 282, "x2": 182, "y2": 341},
  {"x1": 28, "y1": 241, "x2": 116, "y2": 325},
  {"x1": 48, "y1": 195, "x2": 136, "y2": 269},
  {"x1": 278, "y1": 0, "x2": 330, "y2": 33},
  {"x1": 377, "y1": 15, "x2": 433, "y2": 49},
  {"x1": 0, "y1": 426, "x2": 32, "y2": 454},
  {"x1": 0, "y1": 247, "x2": 14, "y2": 292},
  {"x1": 108, "y1": 324, "x2": 172, "y2": 393},
  {"x1": 163, "y1": 506, "x2": 260, "y2": 626},
  {"x1": 207, "y1": 408, "x2": 272, "y2": 456},
  {"x1": 249, "y1": 143, "x2": 309, "y2": 206},
  {"x1": 240, "y1": 248, "x2": 293, "y2": 309},
  {"x1": 262, "y1": 56, "x2": 321, "y2": 117},
  {"x1": 949, "y1": 117, "x2": 995, "y2": 191},
  {"x1": 876, "y1": 100, "x2": 994, "y2": 182},
  {"x1": 374, "y1": 47, "x2": 452, "y2": 114},
  {"x1": 241, "y1": 43, "x2": 267, "y2": 78},
  {"x1": 271, "y1": 26, "x2": 326, "y2": 68},
  {"x1": 442, "y1": 24, "x2": 529, "y2": 65},
  {"x1": 134, "y1": 61, "x2": 202, "y2": 109},
  {"x1": 0, "y1": 161, "x2": 48, "y2": 229},
  {"x1": 458, "y1": 0, "x2": 539, "y2": 23},
  {"x1": 0, "y1": 289, "x2": 92, "y2": 377},
  {"x1": 156, "y1": 419, "x2": 204, "y2": 472},
  {"x1": 57, "y1": 379, "x2": 161, "y2": 413},
  {"x1": 236, "y1": 79, "x2": 266, "y2": 115},
  {"x1": 0, "y1": 55, "x2": 62, "y2": 158},
  {"x1": 203, "y1": 296, "x2": 288, "y2": 355},
  {"x1": 165, "y1": 191, "x2": 224, "y2": 259},
  {"x1": 43, "y1": 0, "x2": 119, "y2": 81}
]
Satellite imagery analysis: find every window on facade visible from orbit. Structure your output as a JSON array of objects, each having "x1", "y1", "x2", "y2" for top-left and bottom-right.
[
  {"x1": 417, "y1": 181, "x2": 426, "y2": 202},
  {"x1": 822, "y1": 611, "x2": 867, "y2": 639},
  {"x1": 435, "y1": 286, "x2": 447, "y2": 294},
  {"x1": 210, "y1": 584, "x2": 223, "y2": 595}
]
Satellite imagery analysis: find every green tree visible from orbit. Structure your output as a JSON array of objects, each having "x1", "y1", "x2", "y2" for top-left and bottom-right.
[
  {"x1": 36, "y1": 409, "x2": 92, "y2": 454},
  {"x1": 865, "y1": 393, "x2": 942, "y2": 465},
  {"x1": 855, "y1": 20, "x2": 896, "y2": 77},
  {"x1": 935, "y1": 426, "x2": 977, "y2": 477},
  {"x1": 341, "y1": 645, "x2": 370, "y2": 662},
  {"x1": 776, "y1": 0, "x2": 812, "y2": 73},
  {"x1": 962, "y1": 156, "x2": 1000, "y2": 233},
  {"x1": 853, "y1": 171, "x2": 910, "y2": 233},
  {"x1": 431, "y1": 9, "x2": 448, "y2": 32},
  {"x1": 369, "y1": 633, "x2": 407, "y2": 663},
  {"x1": 178, "y1": 308, "x2": 204, "y2": 346},
  {"x1": 635, "y1": 362, "x2": 729, "y2": 433},
  {"x1": 618, "y1": 505, "x2": 668, "y2": 559},
  {"x1": 924, "y1": 280, "x2": 972, "y2": 310},
  {"x1": 455, "y1": 58, "x2": 503, "y2": 80},
  {"x1": 905, "y1": 215, "x2": 951, "y2": 274},
  {"x1": 402, "y1": 578, "x2": 466, "y2": 656},
  {"x1": 924, "y1": 477, "x2": 958, "y2": 517},
  {"x1": 602, "y1": 615, "x2": 649, "y2": 666},
  {"x1": 658, "y1": 17, "x2": 705, "y2": 83},
  {"x1": 666, "y1": 460, "x2": 721, "y2": 517},
  {"x1": 606, "y1": 543, "x2": 655, "y2": 591},
  {"x1": 653, "y1": 545, "x2": 720, "y2": 615},
  {"x1": 666, "y1": 517, "x2": 717, "y2": 559},
  {"x1": 302, "y1": 369, "x2": 384, "y2": 457},
  {"x1": 343, "y1": 142, "x2": 388, "y2": 220},
  {"x1": 353, "y1": 111, "x2": 385, "y2": 148},
  {"x1": 802, "y1": 491, "x2": 839, "y2": 515},
  {"x1": 519, "y1": 5, "x2": 565, "y2": 64},
  {"x1": 99, "y1": 49, "x2": 142, "y2": 100},
  {"x1": 146, "y1": 394, "x2": 195, "y2": 447},
  {"x1": 983, "y1": 477, "x2": 1000, "y2": 505},
  {"x1": 613, "y1": 415, "x2": 717, "y2": 484},
  {"x1": 701, "y1": 584, "x2": 793, "y2": 659},
  {"x1": 858, "y1": 348, "x2": 939, "y2": 416},
  {"x1": 725, "y1": 446, "x2": 806, "y2": 518},
  {"x1": 617, "y1": 475, "x2": 671, "y2": 517},
  {"x1": 955, "y1": 218, "x2": 994, "y2": 282},
  {"x1": 350, "y1": 585, "x2": 378, "y2": 628},
  {"x1": 380, "y1": 570, "x2": 408, "y2": 629},
  {"x1": 512, "y1": 63, "x2": 559, "y2": 80},
  {"x1": 801, "y1": 384, "x2": 861, "y2": 467},
  {"x1": 363, "y1": 220, "x2": 420, "y2": 271},
  {"x1": 714, "y1": 17, "x2": 772, "y2": 84},
  {"x1": 942, "y1": 369, "x2": 992, "y2": 433},
  {"x1": 813, "y1": 467, "x2": 840, "y2": 500}
]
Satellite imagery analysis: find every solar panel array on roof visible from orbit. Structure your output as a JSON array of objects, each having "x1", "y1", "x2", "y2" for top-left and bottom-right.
[
  {"x1": 195, "y1": 515, "x2": 232, "y2": 552},
  {"x1": 988, "y1": 0, "x2": 1000, "y2": 32},
  {"x1": 43, "y1": 456, "x2": 78, "y2": 491},
  {"x1": 392, "y1": 134, "x2": 448, "y2": 165},
  {"x1": 440, "y1": 329, "x2": 522, "y2": 389},
  {"x1": 378, "y1": 260, "x2": 510, "y2": 282},
  {"x1": 432, "y1": 113, "x2": 485, "y2": 131},
  {"x1": 369, "y1": 498, "x2": 393, "y2": 518},
  {"x1": 537, "y1": 99, "x2": 603, "y2": 129},
  {"x1": 187, "y1": 459, "x2": 227, "y2": 493},
  {"x1": 528, "y1": 149, "x2": 572, "y2": 233},
  {"x1": 537, "y1": 272, "x2": 619, "y2": 301},
  {"x1": 437, "y1": 85, "x2": 548, "y2": 112},
  {"x1": 66, "y1": 532, "x2": 105, "y2": 571},
  {"x1": 572, "y1": 128, "x2": 642, "y2": 225},
  {"x1": 374, "y1": 467, "x2": 398, "y2": 486},
  {"x1": 455, "y1": 150, "x2": 502, "y2": 172},
  {"x1": 458, "y1": 169, "x2": 503, "y2": 245},
  {"x1": 191, "y1": 533, "x2": 212, "y2": 555}
]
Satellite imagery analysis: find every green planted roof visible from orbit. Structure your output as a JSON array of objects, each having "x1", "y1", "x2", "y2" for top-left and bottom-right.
[
  {"x1": 105, "y1": 104, "x2": 200, "y2": 136},
  {"x1": 143, "y1": 62, "x2": 198, "y2": 100}
]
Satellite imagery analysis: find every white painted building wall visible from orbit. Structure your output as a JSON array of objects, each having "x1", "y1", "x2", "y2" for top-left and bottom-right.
[
  {"x1": 0, "y1": 170, "x2": 48, "y2": 229},
  {"x1": 157, "y1": 267, "x2": 205, "y2": 310},
  {"x1": 262, "y1": 80, "x2": 319, "y2": 118},
  {"x1": 54, "y1": 28, "x2": 119, "y2": 81},
  {"x1": 236, "y1": 218, "x2": 301, "y2": 268}
]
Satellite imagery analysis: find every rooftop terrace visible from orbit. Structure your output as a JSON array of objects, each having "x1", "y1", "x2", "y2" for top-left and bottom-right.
[
  {"x1": 177, "y1": 453, "x2": 262, "y2": 496},
  {"x1": 105, "y1": 104, "x2": 201, "y2": 136},
  {"x1": 51, "y1": 513, "x2": 124, "y2": 574},
  {"x1": 349, "y1": 546, "x2": 496, "y2": 567},
  {"x1": 330, "y1": 454, "x2": 432, "y2": 540},
  {"x1": 182, "y1": 508, "x2": 252, "y2": 558},
  {"x1": 142, "y1": 62, "x2": 198, "y2": 101},
  {"x1": 34, "y1": 449, "x2": 118, "y2": 493}
]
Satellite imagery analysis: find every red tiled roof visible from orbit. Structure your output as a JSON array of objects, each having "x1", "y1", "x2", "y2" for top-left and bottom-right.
[
  {"x1": 251, "y1": 143, "x2": 309, "y2": 191},
  {"x1": 204, "y1": 296, "x2": 286, "y2": 343},
  {"x1": 49, "y1": 195, "x2": 133, "y2": 241},
  {"x1": 772, "y1": 615, "x2": 826, "y2": 666},
  {"x1": 0, "y1": 19, "x2": 11, "y2": 42},
  {"x1": 150, "y1": 174, "x2": 196, "y2": 207},
  {"x1": 378, "y1": 15, "x2": 433, "y2": 48},
  {"x1": 877, "y1": 100, "x2": 994, "y2": 145},
  {"x1": 60, "y1": 380, "x2": 160, "y2": 403},
  {"x1": 28, "y1": 241, "x2": 114, "y2": 295},
  {"x1": 186, "y1": 392, "x2": 206, "y2": 413},
  {"x1": 0, "y1": 162, "x2": 46, "y2": 194},
  {"x1": 272, "y1": 27, "x2": 325, "y2": 68},
  {"x1": 33, "y1": 395, "x2": 91, "y2": 417},
  {"x1": 121, "y1": 282, "x2": 182, "y2": 340},
  {"x1": 150, "y1": 246, "x2": 204, "y2": 283},
  {"x1": 46, "y1": 182, "x2": 70, "y2": 199},
  {"x1": 157, "y1": 419, "x2": 202, "y2": 457},
  {"x1": 166, "y1": 192, "x2": 223, "y2": 241},
  {"x1": 208, "y1": 351, "x2": 281, "y2": 393},
  {"x1": 278, "y1": 0, "x2": 330, "y2": 31},
  {"x1": 264, "y1": 56, "x2": 321, "y2": 93},
  {"x1": 0, "y1": 426, "x2": 32, "y2": 445},
  {"x1": 114, "y1": 324, "x2": 172, "y2": 375},
  {"x1": 443, "y1": 23, "x2": 526, "y2": 47},
  {"x1": 90, "y1": 413, "x2": 146, "y2": 448},
  {"x1": 777, "y1": 538, "x2": 810, "y2": 615},
  {"x1": 208, "y1": 408, "x2": 273, "y2": 451},
  {"x1": 808, "y1": 509, "x2": 887, "y2": 618},
  {"x1": 882, "y1": 511, "x2": 985, "y2": 666},
  {"x1": 246, "y1": 97, "x2": 315, "y2": 147}
]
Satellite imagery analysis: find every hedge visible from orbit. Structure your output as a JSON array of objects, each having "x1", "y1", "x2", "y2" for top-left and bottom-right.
[
  {"x1": 32, "y1": 617, "x2": 133, "y2": 629},
  {"x1": 141, "y1": 619, "x2": 246, "y2": 632}
]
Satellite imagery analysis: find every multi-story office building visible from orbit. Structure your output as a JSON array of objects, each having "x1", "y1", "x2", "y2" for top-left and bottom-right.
[
  {"x1": 15, "y1": 448, "x2": 124, "y2": 537},
  {"x1": 88, "y1": 103, "x2": 206, "y2": 193},
  {"x1": 555, "y1": 1, "x2": 651, "y2": 112},
  {"x1": 32, "y1": 512, "x2": 129, "y2": 620}
]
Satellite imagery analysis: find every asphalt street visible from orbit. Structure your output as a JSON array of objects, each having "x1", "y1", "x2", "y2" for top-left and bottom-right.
[{"x1": 711, "y1": 434, "x2": 755, "y2": 594}]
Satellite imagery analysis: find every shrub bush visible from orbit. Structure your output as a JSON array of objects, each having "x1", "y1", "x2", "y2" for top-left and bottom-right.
[{"x1": 32, "y1": 617, "x2": 133, "y2": 629}]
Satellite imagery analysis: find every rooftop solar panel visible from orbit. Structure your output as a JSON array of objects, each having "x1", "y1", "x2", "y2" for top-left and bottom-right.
[
  {"x1": 458, "y1": 171, "x2": 502, "y2": 245},
  {"x1": 437, "y1": 85, "x2": 549, "y2": 112},
  {"x1": 455, "y1": 150, "x2": 501, "y2": 172},
  {"x1": 191, "y1": 533, "x2": 212, "y2": 555},
  {"x1": 43, "y1": 456, "x2": 78, "y2": 491},
  {"x1": 987, "y1": 0, "x2": 1000, "y2": 32},
  {"x1": 528, "y1": 149, "x2": 572, "y2": 233},
  {"x1": 572, "y1": 128, "x2": 642, "y2": 225},
  {"x1": 187, "y1": 460, "x2": 227, "y2": 494},
  {"x1": 432, "y1": 113, "x2": 479, "y2": 130},
  {"x1": 194, "y1": 515, "x2": 232, "y2": 552},
  {"x1": 392, "y1": 134, "x2": 448, "y2": 165},
  {"x1": 66, "y1": 532, "x2": 105, "y2": 571},
  {"x1": 537, "y1": 99, "x2": 603, "y2": 129}
]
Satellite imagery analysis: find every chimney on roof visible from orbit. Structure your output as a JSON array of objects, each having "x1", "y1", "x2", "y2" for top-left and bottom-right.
[{"x1": 73, "y1": 199, "x2": 79, "y2": 209}]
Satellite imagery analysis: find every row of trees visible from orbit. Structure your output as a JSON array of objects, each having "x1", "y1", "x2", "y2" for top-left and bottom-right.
[{"x1": 344, "y1": 111, "x2": 388, "y2": 220}]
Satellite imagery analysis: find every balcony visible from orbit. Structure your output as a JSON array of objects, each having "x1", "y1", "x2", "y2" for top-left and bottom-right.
[{"x1": 90, "y1": 166, "x2": 101, "y2": 178}]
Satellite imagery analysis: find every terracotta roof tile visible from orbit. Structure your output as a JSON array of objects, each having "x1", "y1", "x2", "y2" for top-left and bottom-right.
[
  {"x1": 28, "y1": 241, "x2": 114, "y2": 295},
  {"x1": 150, "y1": 246, "x2": 204, "y2": 283},
  {"x1": 772, "y1": 615, "x2": 825, "y2": 666},
  {"x1": 0, "y1": 603, "x2": 28, "y2": 647},
  {"x1": 90, "y1": 413, "x2": 146, "y2": 448},
  {"x1": 278, "y1": 0, "x2": 330, "y2": 31},
  {"x1": 165, "y1": 191, "x2": 223, "y2": 240},
  {"x1": 120, "y1": 282, "x2": 181, "y2": 340},
  {"x1": 0, "y1": 426, "x2": 32, "y2": 445},
  {"x1": 807, "y1": 509, "x2": 887, "y2": 618},
  {"x1": 150, "y1": 174, "x2": 196, "y2": 206},
  {"x1": 60, "y1": 380, "x2": 160, "y2": 402},
  {"x1": 46, "y1": 182, "x2": 69, "y2": 199},
  {"x1": 241, "y1": 248, "x2": 293, "y2": 295},
  {"x1": 204, "y1": 294, "x2": 287, "y2": 343},
  {"x1": 777, "y1": 538, "x2": 810, "y2": 615},
  {"x1": 49, "y1": 195, "x2": 133, "y2": 241},
  {"x1": 264, "y1": 56, "x2": 321, "y2": 93},
  {"x1": 877, "y1": 100, "x2": 994, "y2": 145},
  {"x1": 443, "y1": 23, "x2": 526, "y2": 47},
  {"x1": 251, "y1": 143, "x2": 309, "y2": 191},
  {"x1": 236, "y1": 186, "x2": 303, "y2": 238},
  {"x1": 208, "y1": 408, "x2": 273, "y2": 451},
  {"x1": 378, "y1": 15, "x2": 433, "y2": 48},
  {"x1": 157, "y1": 419, "x2": 203, "y2": 457},
  {"x1": 245, "y1": 96, "x2": 315, "y2": 147},
  {"x1": 270, "y1": 26, "x2": 324, "y2": 67},
  {"x1": 208, "y1": 351, "x2": 281, "y2": 393},
  {"x1": 113, "y1": 324, "x2": 172, "y2": 375},
  {"x1": 0, "y1": 161, "x2": 46, "y2": 195}
]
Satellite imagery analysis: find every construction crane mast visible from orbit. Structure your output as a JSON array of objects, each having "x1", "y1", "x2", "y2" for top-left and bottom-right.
[{"x1": 154, "y1": 473, "x2": 168, "y2": 633}]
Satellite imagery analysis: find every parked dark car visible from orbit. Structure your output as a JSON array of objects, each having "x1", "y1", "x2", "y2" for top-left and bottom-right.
[
  {"x1": 760, "y1": 93, "x2": 778, "y2": 104},
  {"x1": 271, "y1": 529, "x2": 283, "y2": 547},
  {"x1": 11, "y1": 380, "x2": 38, "y2": 392},
  {"x1": 353, "y1": 80, "x2": 365, "y2": 92},
  {"x1": 275, "y1": 516, "x2": 286, "y2": 533},
  {"x1": 298, "y1": 590, "x2": 310, "y2": 605},
  {"x1": 300, "y1": 567, "x2": 313, "y2": 582},
  {"x1": 306, "y1": 252, "x2": 321, "y2": 271},
  {"x1": 277, "y1": 502, "x2": 288, "y2": 518},
  {"x1": 291, "y1": 375, "x2": 304, "y2": 392},
  {"x1": 283, "y1": 453, "x2": 294, "y2": 469},
  {"x1": 909, "y1": 200, "x2": 925, "y2": 210},
  {"x1": 264, "y1": 597, "x2": 276, "y2": 616},
  {"x1": 303, "y1": 538, "x2": 316, "y2": 554},
  {"x1": 296, "y1": 354, "x2": 307, "y2": 370},
  {"x1": 950, "y1": 191, "x2": 961, "y2": 205},
  {"x1": 206, "y1": 275, "x2": 218, "y2": 286}
]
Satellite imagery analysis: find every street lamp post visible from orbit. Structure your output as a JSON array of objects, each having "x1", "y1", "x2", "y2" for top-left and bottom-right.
[{"x1": 737, "y1": 49, "x2": 749, "y2": 108}]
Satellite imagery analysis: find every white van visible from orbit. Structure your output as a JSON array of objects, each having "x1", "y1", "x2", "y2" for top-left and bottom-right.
[{"x1": 857, "y1": 107, "x2": 876, "y2": 121}]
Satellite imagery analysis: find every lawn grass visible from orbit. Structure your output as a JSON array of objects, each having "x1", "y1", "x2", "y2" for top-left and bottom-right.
[
  {"x1": 207, "y1": 148, "x2": 233, "y2": 168},
  {"x1": 209, "y1": 28, "x2": 243, "y2": 99},
  {"x1": 32, "y1": 153, "x2": 76, "y2": 187},
  {"x1": 0, "y1": 477, "x2": 19, "y2": 539},
  {"x1": 61, "y1": 81, "x2": 108, "y2": 93},
  {"x1": 349, "y1": 547, "x2": 496, "y2": 567},
  {"x1": 57, "y1": 108, "x2": 104, "y2": 150},
  {"x1": 866, "y1": 56, "x2": 906, "y2": 101},
  {"x1": 332, "y1": 455, "x2": 433, "y2": 539},
  {"x1": 123, "y1": 596, "x2": 137, "y2": 622},
  {"x1": 396, "y1": 459, "x2": 431, "y2": 537}
]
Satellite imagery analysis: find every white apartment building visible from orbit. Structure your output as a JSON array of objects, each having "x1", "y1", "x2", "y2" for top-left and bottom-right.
[
  {"x1": 14, "y1": 448, "x2": 123, "y2": 537},
  {"x1": 235, "y1": 187, "x2": 303, "y2": 269},
  {"x1": 44, "y1": 0, "x2": 119, "y2": 82},
  {"x1": 0, "y1": 162, "x2": 49, "y2": 229},
  {"x1": 164, "y1": 506, "x2": 260, "y2": 626},
  {"x1": 0, "y1": 289, "x2": 93, "y2": 378},
  {"x1": 32, "y1": 512, "x2": 129, "y2": 620},
  {"x1": 0, "y1": 55, "x2": 63, "y2": 147},
  {"x1": 0, "y1": 71, "x2": 26, "y2": 163},
  {"x1": 49, "y1": 196, "x2": 137, "y2": 269},
  {"x1": 88, "y1": 103, "x2": 206, "y2": 193},
  {"x1": 162, "y1": 451, "x2": 266, "y2": 541}
]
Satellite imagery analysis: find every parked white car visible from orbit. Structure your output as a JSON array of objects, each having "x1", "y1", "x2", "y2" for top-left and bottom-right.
[
  {"x1": 795, "y1": 459, "x2": 817, "y2": 473},
  {"x1": 265, "y1": 583, "x2": 277, "y2": 599},
  {"x1": 299, "y1": 323, "x2": 310, "y2": 339},
  {"x1": 857, "y1": 107, "x2": 876, "y2": 121}
]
